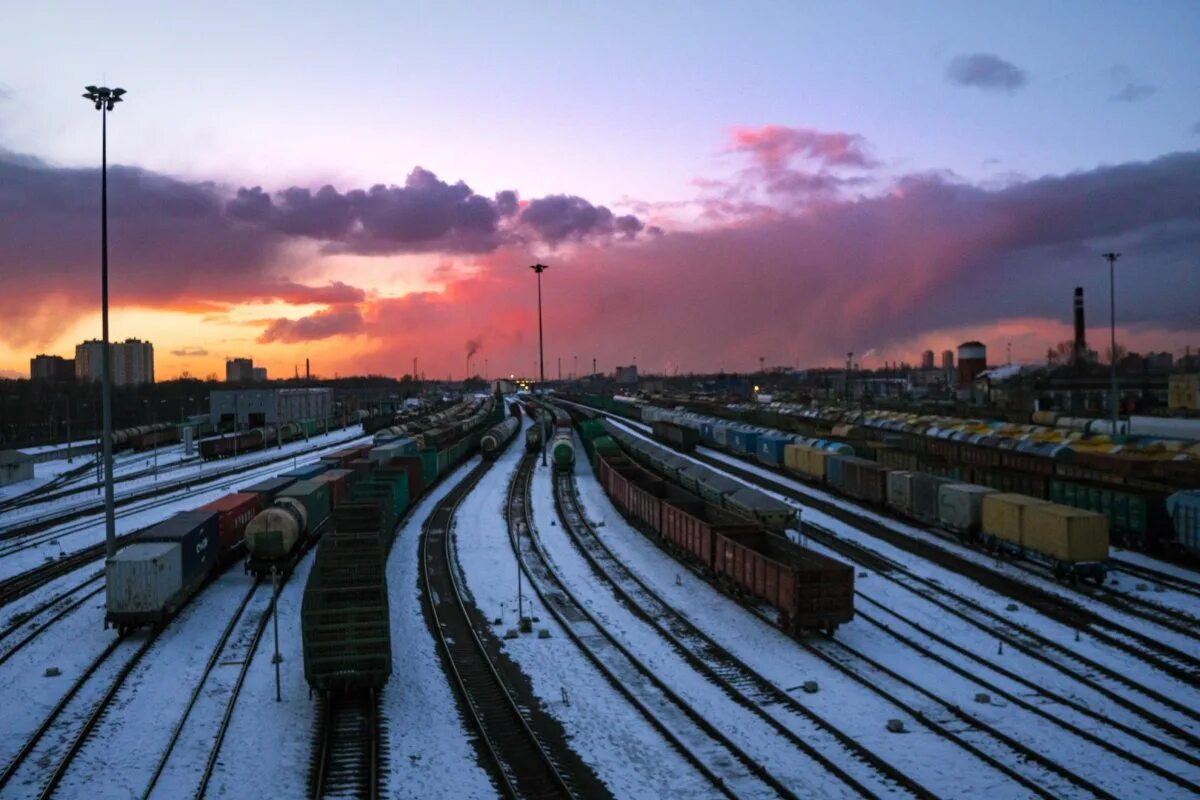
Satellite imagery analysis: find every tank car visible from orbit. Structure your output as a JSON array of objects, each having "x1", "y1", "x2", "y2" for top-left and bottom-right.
[{"x1": 481, "y1": 417, "x2": 520, "y2": 460}]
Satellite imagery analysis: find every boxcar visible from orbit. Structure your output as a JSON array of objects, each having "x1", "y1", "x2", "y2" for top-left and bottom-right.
[
  {"x1": 651, "y1": 419, "x2": 701, "y2": 452},
  {"x1": 196, "y1": 492, "x2": 261, "y2": 555},
  {"x1": 1166, "y1": 491, "x2": 1200, "y2": 555}
]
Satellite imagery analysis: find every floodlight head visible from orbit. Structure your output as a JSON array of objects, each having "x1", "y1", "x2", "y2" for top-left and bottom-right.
[
  {"x1": 94, "y1": 100, "x2": 103, "y2": 110},
  {"x1": 85, "y1": 85, "x2": 99, "y2": 94},
  {"x1": 112, "y1": 88, "x2": 125, "y2": 96}
]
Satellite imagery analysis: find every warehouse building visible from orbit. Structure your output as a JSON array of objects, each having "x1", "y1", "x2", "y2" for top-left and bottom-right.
[{"x1": 208, "y1": 388, "x2": 333, "y2": 429}]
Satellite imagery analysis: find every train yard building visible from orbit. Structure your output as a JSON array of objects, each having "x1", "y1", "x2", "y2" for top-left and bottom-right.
[{"x1": 208, "y1": 387, "x2": 333, "y2": 429}]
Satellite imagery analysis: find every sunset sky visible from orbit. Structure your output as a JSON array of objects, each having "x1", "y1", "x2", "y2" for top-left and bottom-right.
[{"x1": 2, "y1": 1, "x2": 1199, "y2": 380}]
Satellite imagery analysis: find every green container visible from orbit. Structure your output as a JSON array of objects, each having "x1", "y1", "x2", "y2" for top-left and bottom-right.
[
  {"x1": 347, "y1": 483, "x2": 398, "y2": 535},
  {"x1": 365, "y1": 469, "x2": 409, "y2": 521},
  {"x1": 419, "y1": 449, "x2": 440, "y2": 485},
  {"x1": 278, "y1": 479, "x2": 332, "y2": 532}
]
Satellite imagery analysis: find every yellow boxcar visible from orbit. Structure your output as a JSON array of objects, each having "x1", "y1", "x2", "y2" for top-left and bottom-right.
[
  {"x1": 1022, "y1": 504, "x2": 1109, "y2": 563},
  {"x1": 982, "y1": 493, "x2": 1050, "y2": 547},
  {"x1": 806, "y1": 449, "x2": 829, "y2": 481}
]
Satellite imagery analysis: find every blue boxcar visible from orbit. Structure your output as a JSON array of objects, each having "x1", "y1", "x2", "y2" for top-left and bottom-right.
[
  {"x1": 756, "y1": 434, "x2": 791, "y2": 466},
  {"x1": 280, "y1": 462, "x2": 329, "y2": 481},
  {"x1": 1167, "y1": 491, "x2": 1200, "y2": 555},
  {"x1": 240, "y1": 476, "x2": 297, "y2": 502},
  {"x1": 137, "y1": 510, "x2": 221, "y2": 588},
  {"x1": 825, "y1": 453, "x2": 847, "y2": 489},
  {"x1": 730, "y1": 428, "x2": 761, "y2": 456}
]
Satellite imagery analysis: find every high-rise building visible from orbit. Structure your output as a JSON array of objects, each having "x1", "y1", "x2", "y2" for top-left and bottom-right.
[
  {"x1": 226, "y1": 357, "x2": 255, "y2": 383},
  {"x1": 75, "y1": 339, "x2": 154, "y2": 385},
  {"x1": 921, "y1": 350, "x2": 935, "y2": 369},
  {"x1": 30, "y1": 354, "x2": 75, "y2": 381},
  {"x1": 941, "y1": 350, "x2": 954, "y2": 370},
  {"x1": 252, "y1": 366, "x2": 268, "y2": 382}
]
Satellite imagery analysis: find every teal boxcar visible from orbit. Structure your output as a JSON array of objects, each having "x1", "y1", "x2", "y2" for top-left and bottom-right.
[{"x1": 277, "y1": 479, "x2": 332, "y2": 532}]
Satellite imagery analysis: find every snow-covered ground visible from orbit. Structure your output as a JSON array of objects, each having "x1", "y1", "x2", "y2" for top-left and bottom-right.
[
  {"x1": 452, "y1": 427, "x2": 720, "y2": 798},
  {"x1": 571, "y1": 420, "x2": 1200, "y2": 795},
  {"x1": 381, "y1": 459, "x2": 496, "y2": 800}
]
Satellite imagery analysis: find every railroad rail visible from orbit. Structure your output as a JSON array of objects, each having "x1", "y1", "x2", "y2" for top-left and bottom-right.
[
  {"x1": 141, "y1": 579, "x2": 274, "y2": 800},
  {"x1": 0, "y1": 571, "x2": 104, "y2": 667},
  {"x1": 1110, "y1": 557, "x2": 1200, "y2": 600},
  {"x1": 550, "y1": 468, "x2": 931, "y2": 799},
  {"x1": 421, "y1": 458, "x2": 579, "y2": 799},
  {"x1": 510, "y1": 455, "x2": 789, "y2": 800},
  {"x1": 686, "y1": 448, "x2": 1200, "y2": 688},
  {"x1": 309, "y1": 690, "x2": 384, "y2": 800}
]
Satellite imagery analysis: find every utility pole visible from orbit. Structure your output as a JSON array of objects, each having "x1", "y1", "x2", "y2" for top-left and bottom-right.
[
  {"x1": 83, "y1": 84, "x2": 125, "y2": 560},
  {"x1": 529, "y1": 264, "x2": 548, "y2": 391},
  {"x1": 557, "y1": 356, "x2": 561, "y2": 381},
  {"x1": 592, "y1": 357, "x2": 596, "y2": 377},
  {"x1": 1103, "y1": 252, "x2": 1121, "y2": 434}
]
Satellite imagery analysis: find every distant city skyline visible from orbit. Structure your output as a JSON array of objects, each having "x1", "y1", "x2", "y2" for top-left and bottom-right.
[{"x1": 1, "y1": 1, "x2": 1198, "y2": 380}]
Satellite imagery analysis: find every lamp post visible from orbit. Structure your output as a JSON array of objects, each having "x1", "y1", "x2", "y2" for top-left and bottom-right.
[
  {"x1": 1102, "y1": 252, "x2": 1121, "y2": 435},
  {"x1": 83, "y1": 85, "x2": 125, "y2": 560},
  {"x1": 530, "y1": 264, "x2": 549, "y2": 466}
]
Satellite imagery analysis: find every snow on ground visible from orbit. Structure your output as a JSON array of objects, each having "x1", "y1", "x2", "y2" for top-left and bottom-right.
[
  {"x1": 383, "y1": 459, "x2": 496, "y2": 800},
  {"x1": 528, "y1": 451, "x2": 859, "y2": 799},
  {"x1": 567, "y1": 439, "x2": 1029, "y2": 798},
  {"x1": 0, "y1": 432, "x2": 369, "y2": 583},
  {"x1": 453, "y1": 430, "x2": 720, "y2": 799},
  {"x1": 1111, "y1": 550, "x2": 1200, "y2": 584},
  {"x1": 205, "y1": 550, "x2": 318, "y2": 799},
  {"x1": 56, "y1": 568, "x2": 258, "y2": 799}
]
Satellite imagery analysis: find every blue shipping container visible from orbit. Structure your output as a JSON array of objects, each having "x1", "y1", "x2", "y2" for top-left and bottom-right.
[
  {"x1": 241, "y1": 476, "x2": 297, "y2": 502},
  {"x1": 756, "y1": 434, "x2": 790, "y2": 466},
  {"x1": 280, "y1": 462, "x2": 330, "y2": 481},
  {"x1": 136, "y1": 510, "x2": 221, "y2": 588},
  {"x1": 825, "y1": 454, "x2": 847, "y2": 491},
  {"x1": 730, "y1": 428, "x2": 760, "y2": 456}
]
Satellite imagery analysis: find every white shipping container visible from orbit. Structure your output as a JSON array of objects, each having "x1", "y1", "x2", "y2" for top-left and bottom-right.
[
  {"x1": 887, "y1": 471, "x2": 916, "y2": 515},
  {"x1": 938, "y1": 483, "x2": 997, "y2": 534},
  {"x1": 106, "y1": 541, "x2": 183, "y2": 615}
]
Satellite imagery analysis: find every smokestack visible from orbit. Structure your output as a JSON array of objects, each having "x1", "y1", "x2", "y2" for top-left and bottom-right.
[
  {"x1": 1073, "y1": 287, "x2": 1086, "y2": 367},
  {"x1": 306, "y1": 358, "x2": 310, "y2": 380}
]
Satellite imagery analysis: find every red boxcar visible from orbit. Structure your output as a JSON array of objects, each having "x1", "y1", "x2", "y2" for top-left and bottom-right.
[
  {"x1": 197, "y1": 492, "x2": 261, "y2": 555},
  {"x1": 312, "y1": 468, "x2": 355, "y2": 508},
  {"x1": 660, "y1": 495, "x2": 760, "y2": 570},
  {"x1": 389, "y1": 456, "x2": 427, "y2": 501},
  {"x1": 842, "y1": 458, "x2": 890, "y2": 506},
  {"x1": 714, "y1": 529, "x2": 854, "y2": 634}
]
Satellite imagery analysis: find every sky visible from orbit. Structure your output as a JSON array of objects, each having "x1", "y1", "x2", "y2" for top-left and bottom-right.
[{"x1": 1, "y1": 1, "x2": 1198, "y2": 380}]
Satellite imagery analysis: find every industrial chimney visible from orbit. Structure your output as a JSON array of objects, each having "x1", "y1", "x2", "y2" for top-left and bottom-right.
[
  {"x1": 1072, "y1": 287, "x2": 1087, "y2": 368},
  {"x1": 306, "y1": 358, "x2": 311, "y2": 380}
]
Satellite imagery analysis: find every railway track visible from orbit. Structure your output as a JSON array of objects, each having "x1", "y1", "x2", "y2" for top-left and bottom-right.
[
  {"x1": 1110, "y1": 556, "x2": 1200, "y2": 600},
  {"x1": 0, "y1": 431, "x2": 367, "y2": 544},
  {"x1": 551, "y1": 469, "x2": 932, "y2": 799},
  {"x1": 510, "y1": 456, "x2": 788, "y2": 800},
  {"x1": 0, "y1": 571, "x2": 104, "y2": 667},
  {"x1": 686, "y1": 448, "x2": 1200, "y2": 688},
  {"x1": 141, "y1": 579, "x2": 274, "y2": 800},
  {"x1": 0, "y1": 630, "x2": 158, "y2": 799},
  {"x1": 421, "y1": 458, "x2": 578, "y2": 799},
  {"x1": 309, "y1": 690, "x2": 385, "y2": 800}
]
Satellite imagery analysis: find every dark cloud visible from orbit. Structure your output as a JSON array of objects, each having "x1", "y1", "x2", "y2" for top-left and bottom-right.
[
  {"x1": 170, "y1": 346, "x2": 209, "y2": 357},
  {"x1": 495, "y1": 190, "x2": 520, "y2": 216},
  {"x1": 1111, "y1": 83, "x2": 1156, "y2": 102},
  {"x1": 946, "y1": 53, "x2": 1027, "y2": 93},
  {"x1": 257, "y1": 304, "x2": 364, "y2": 343},
  {"x1": 520, "y1": 194, "x2": 619, "y2": 244}
]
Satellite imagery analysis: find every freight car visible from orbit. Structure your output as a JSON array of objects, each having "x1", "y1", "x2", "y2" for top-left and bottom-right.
[
  {"x1": 551, "y1": 432, "x2": 576, "y2": 473},
  {"x1": 651, "y1": 419, "x2": 700, "y2": 452},
  {"x1": 244, "y1": 478, "x2": 333, "y2": 577},
  {"x1": 481, "y1": 417, "x2": 520, "y2": 459},
  {"x1": 105, "y1": 510, "x2": 222, "y2": 633},
  {"x1": 1166, "y1": 491, "x2": 1200, "y2": 556},
  {"x1": 594, "y1": 448, "x2": 853, "y2": 634}
]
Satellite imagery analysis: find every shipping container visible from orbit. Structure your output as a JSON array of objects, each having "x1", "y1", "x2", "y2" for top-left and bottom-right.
[
  {"x1": 240, "y1": 476, "x2": 297, "y2": 503},
  {"x1": 729, "y1": 428, "x2": 761, "y2": 456},
  {"x1": 1166, "y1": 491, "x2": 1200, "y2": 555},
  {"x1": 982, "y1": 493, "x2": 1050, "y2": 548},
  {"x1": 311, "y1": 468, "x2": 355, "y2": 508},
  {"x1": 937, "y1": 484, "x2": 996, "y2": 537},
  {"x1": 280, "y1": 462, "x2": 330, "y2": 481},
  {"x1": 196, "y1": 492, "x2": 260, "y2": 553},
  {"x1": 105, "y1": 542, "x2": 183, "y2": 627},
  {"x1": 887, "y1": 471, "x2": 916, "y2": 516},
  {"x1": 1022, "y1": 504, "x2": 1110, "y2": 570},
  {"x1": 756, "y1": 434, "x2": 791, "y2": 467},
  {"x1": 277, "y1": 479, "x2": 332, "y2": 533},
  {"x1": 911, "y1": 473, "x2": 952, "y2": 522}
]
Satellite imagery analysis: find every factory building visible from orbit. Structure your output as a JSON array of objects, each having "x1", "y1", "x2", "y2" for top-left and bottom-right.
[
  {"x1": 209, "y1": 388, "x2": 332, "y2": 429},
  {"x1": 29, "y1": 354, "x2": 75, "y2": 381},
  {"x1": 74, "y1": 338, "x2": 154, "y2": 385},
  {"x1": 615, "y1": 365, "x2": 638, "y2": 385}
]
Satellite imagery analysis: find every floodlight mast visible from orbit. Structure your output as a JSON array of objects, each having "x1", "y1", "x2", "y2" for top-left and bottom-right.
[{"x1": 82, "y1": 85, "x2": 125, "y2": 559}]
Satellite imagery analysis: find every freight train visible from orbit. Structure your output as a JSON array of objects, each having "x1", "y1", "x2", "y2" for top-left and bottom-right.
[
  {"x1": 301, "y1": 394, "x2": 505, "y2": 694},
  {"x1": 481, "y1": 417, "x2": 520, "y2": 460},
  {"x1": 638, "y1": 405, "x2": 1114, "y2": 583},
  {"x1": 564, "y1": 403, "x2": 854, "y2": 635},
  {"x1": 199, "y1": 416, "x2": 359, "y2": 461}
]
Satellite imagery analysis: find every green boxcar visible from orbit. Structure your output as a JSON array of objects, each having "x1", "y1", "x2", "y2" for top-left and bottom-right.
[
  {"x1": 277, "y1": 479, "x2": 332, "y2": 532},
  {"x1": 346, "y1": 484, "x2": 399, "y2": 536},
  {"x1": 418, "y1": 449, "x2": 440, "y2": 485},
  {"x1": 301, "y1": 533, "x2": 392, "y2": 692},
  {"x1": 366, "y1": 468, "x2": 410, "y2": 521},
  {"x1": 1049, "y1": 480, "x2": 1168, "y2": 547}
]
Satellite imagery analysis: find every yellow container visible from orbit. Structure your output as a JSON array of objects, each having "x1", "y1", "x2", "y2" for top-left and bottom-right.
[
  {"x1": 806, "y1": 449, "x2": 828, "y2": 480},
  {"x1": 982, "y1": 494, "x2": 1049, "y2": 547},
  {"x1": 1022, "y1": 504, "x2": 1110, "y2": 563},
  {"x1": 783, "y1": 444, "x2": 804, "y2": 472}
]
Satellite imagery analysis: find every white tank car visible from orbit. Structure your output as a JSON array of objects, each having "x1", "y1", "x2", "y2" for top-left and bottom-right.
[{"x1": 244, "y1": 497, "x2": 308, "y2": 562}]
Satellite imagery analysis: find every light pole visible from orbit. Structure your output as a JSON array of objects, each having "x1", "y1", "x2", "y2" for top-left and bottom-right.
[
  {"x1": 1103, "y1": 252, "x2": 1121, "y2": 434},
  {"x1": 83, "y1": 85, "x2": 125, "y2": 560},
  {"x1": 529, "y1": 264, "x2": 548, "y2": 391}
]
